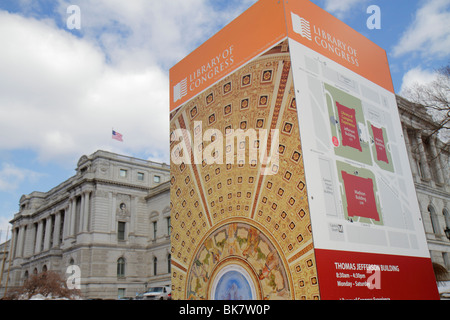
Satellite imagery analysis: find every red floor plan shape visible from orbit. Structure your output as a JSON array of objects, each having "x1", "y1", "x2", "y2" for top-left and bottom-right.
[
  {"x1": 371, "y1": 124, "x2": 389, "y2": 164},
  {"x1": 336, "y1": 102, "x2": 362, "y2": 152},
  {"x1": 341, "y1": 171, "x2": 380, "y2": 221}
]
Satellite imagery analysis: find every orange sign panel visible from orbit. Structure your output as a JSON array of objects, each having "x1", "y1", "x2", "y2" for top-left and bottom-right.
[
  {"x1": 170, "y1": 0, "x2": 287, "y2": 111},
  {"x1": 169, "y1": 0, "x2": 438, "y2": 301},
  {"x1": 285, "y1": 0, "x2": 393, "y2": 92}
]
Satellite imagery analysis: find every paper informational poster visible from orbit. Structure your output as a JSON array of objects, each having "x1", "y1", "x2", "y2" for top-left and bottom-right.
[
  {"x1": 169, "y1": 0, "x2": 439, "y2": 300},
  {"x1": 285, "y1": 0, "x2": 438, "y2": 300}
]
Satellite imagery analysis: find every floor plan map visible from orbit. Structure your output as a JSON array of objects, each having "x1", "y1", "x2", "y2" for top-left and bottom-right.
[{"x1": 289, "y1": 39, "x2": 429, "y2": 257}]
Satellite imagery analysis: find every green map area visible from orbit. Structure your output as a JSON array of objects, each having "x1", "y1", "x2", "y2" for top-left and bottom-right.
[
  {"x1": 367, "y1": 121, "x2": 395, "y2": 173},
  {"x1": 324, "y1": 83, "x2": 372, "y2": 166}
]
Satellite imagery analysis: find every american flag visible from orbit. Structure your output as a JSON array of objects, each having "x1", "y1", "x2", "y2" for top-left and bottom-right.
[{"x1": 112, "y1": 130, "x2": 123, "y2": 142}]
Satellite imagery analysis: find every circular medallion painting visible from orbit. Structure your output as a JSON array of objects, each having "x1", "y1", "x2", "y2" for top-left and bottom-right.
[
  {"x1": 186, "y1": 221, "x2": 291, "y2": 300},
  {"x1": 211, "y1": 264, "x2": 256, "y2": 300}
]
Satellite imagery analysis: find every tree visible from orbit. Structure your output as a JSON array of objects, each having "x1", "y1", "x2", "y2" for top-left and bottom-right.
[
  {"x1": 2, "y1": 270, "x2": 81, "y2": 300},
  {"x1": 403, "y1": 64, "x2": 450, "y2": 142}
]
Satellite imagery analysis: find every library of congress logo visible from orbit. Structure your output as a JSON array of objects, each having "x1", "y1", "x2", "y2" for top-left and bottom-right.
[
  {"x1": 173, "y1": 78, "x2": 188, "y2": 102},
  {"x1": 291, "y1": 12, "x2": 311, "y2": 41}
]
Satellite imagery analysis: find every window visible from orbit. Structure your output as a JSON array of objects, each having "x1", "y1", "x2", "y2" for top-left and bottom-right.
[
  {"x1": 50, "y1": 215, "x2": 55, "y2": 248},
  {"x1": 444, "y1": 208, "x2": 450, "y2": 230},
  {"x1": 167, "y1": 217, "x2": 171, "y2": 236},
  {"x1": 153, "y1": 257, "x2": 158, "y2": 275},
  {"x1": 168, "y1": 254, "x2": 171, "y2": 273},
  {"x1": 59, "y1": 210, "x2": 65, "y2": 244},
  {"x1": 118, "y1": 288, "x2": 126, "y2": 299},
  {"x1": 428, "y1": 205, "x2": 441, "y2": 235},
  {"x1": 417, "y1": 161, "x2": 424, "y2": 179},
  {"x1": 153, "y1": 221, "x2": 157, "y2": 240},
  {"x1": 118, "y1": 222, "x2": 126, "y2": 241},
  {"x1": 119, "y1": 169, "x2": 127, "y2": 178},
  {"x1": 153, "y1": 175, "x2": 161, "y2": 183},
  {"x1": 117, "y1": 257, "x2": 125, "y2": 277},
  {"x1": 137, "y1": 172, "x2": 144, "y2": 181}
]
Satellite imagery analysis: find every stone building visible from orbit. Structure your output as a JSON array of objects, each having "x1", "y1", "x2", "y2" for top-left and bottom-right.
[
  {"x1": 0, "y1": 150, "x2": 171, "y2": 299},
  {"x1": 397, "y1": 95, "x2": 450, "y2": 280}
]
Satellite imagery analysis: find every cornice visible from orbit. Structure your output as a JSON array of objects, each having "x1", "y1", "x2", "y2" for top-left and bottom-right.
[
  {"x1": 146, "y1": 181, "x2": 170, "y2": 199},
  {"x1": 11, "y1": 177, "x2": 167, "y2": 224},
  {"x1": 414, "y1": 182, "x2": 450, "y2": 199},
  {"x1": 396, "y1": 95, "x2": 440, "y2": 130}
]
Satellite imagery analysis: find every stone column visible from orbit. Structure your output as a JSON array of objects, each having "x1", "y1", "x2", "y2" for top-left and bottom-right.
[
  {"x1": 62, "y1": 202, "x2": 71, "y2": 240},
  {"x1": 53, "y1": 212, "x2": 61, "y2": 248},
  {"x1": 415, "y1": 130, "x2": 432, "y2": 181},
  {"x1": 14, "y1": 226, "x2": 25, "y2": 258},
  {"x1": 24, "y1": 224, "x2": 35, "y2": 257},
  {"x1": 43, "y1": 216, "x2": 52, "y2": 251},
  {"x1": 438, "y1": 151, "x2": 449, "y2": 187},
  {"x1": 79, "y1": 193, "x2": 85, "y2": 234},
  {"x1": 130, "y1": 196, "x2": 137, "y2": 236},
  {"x1": 429, "y1": 136, "x2": 444, "y2": 185},
  {"x1": 402, "y1": 126, "x2": 419, "y2": 182},
  {"x1": 82, "y1": 191, "x2": 90, "y2": 232},
  {"x1": 111, "y1": 192, "x2": 117, "y2": 232},
  {"x1": 34, "y1": 221, "x2": 44, "y2": 254},
  {"x1": 70, "y1": 198, "x2": 76, "y2": 236}
]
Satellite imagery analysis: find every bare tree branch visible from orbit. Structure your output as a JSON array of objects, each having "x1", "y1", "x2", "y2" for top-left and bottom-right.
[{"x1": 402, "y1": 64, "x2": 450, "y2": 142}]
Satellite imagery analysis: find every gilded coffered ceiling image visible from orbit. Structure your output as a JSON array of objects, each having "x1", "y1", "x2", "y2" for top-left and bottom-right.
[{"x1": 170, "y1": 41, "x2": 320, "y2": 300}]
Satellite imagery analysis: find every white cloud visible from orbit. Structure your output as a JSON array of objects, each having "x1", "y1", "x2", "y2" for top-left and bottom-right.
[
  {"x1": 56, "y1": 0, "x2": 256, "y2": 69},
  {"x1": 0, "y1": 1, "x2": 257, "y2": 166},
  {"x1": 399, "y1": 66, "x2": 437, "y2": 96},
  {"x1": 322, "y1": 0, "x2": 368, "y2": 19},
  {"x1": 399, "y1": 66, "x2": 449, "y2": 142},
  {"x1": 0, "y1": 10, "x2": 169, "y2": 164},
  {"x1": 0, "y1": 163, "x2": 44, "y2": 192},
  {"x1": 392, "y1": 0, "x2": 450, "y2": 58}
]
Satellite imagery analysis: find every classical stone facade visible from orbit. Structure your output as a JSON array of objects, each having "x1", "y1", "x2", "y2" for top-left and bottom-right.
[
  {"x1": 397, "y1": 96, "x2": 450, "y2": 278},
  {"x1": 0, "y1": 150, "x2": 171, "y2": 299}
]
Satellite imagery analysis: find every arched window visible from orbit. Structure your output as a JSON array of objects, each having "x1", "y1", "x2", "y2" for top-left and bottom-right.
[
  {"x1": 428, "y1": 205, "x2": 441, "y2": 235},
  {"x1": 167, "y1": 254, "x2": 171, "y2": 273},
  {"x1": 444, "y1": 208, "x2": 450, "y2": 240},
  {"x1": 153, "y1": 257, "x2": 158, "y2": 276},
  {"x1": 117, "y1": 257, "x2": 125, "y2": 277},
  {"x1": 443, "y1": 208, "x2": 450, "y2": 229},
  {"x1": 42, "y1": 265, "x2": 47, "y2": 273}
]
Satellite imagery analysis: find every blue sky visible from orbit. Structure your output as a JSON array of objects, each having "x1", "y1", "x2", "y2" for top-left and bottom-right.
[{"x1": 0, "y1": 0, "x2": 449, "y2": 241}]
